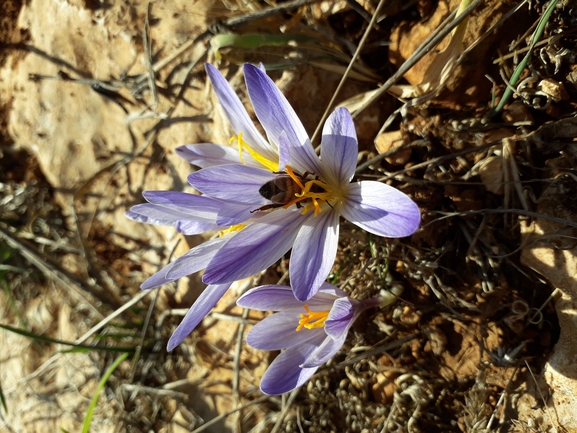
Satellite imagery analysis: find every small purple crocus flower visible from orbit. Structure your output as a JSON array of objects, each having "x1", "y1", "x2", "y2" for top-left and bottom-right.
[
  {"x1": 237, "y1": 283, "x2": 381, "y2": 395},
  {"x1": 180, "y1": 63, "x2": 420, "y2": 301}
]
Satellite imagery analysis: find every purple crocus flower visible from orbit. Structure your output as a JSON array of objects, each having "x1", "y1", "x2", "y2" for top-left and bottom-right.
[
  {"x1": 126, "y1": 62, "x2": 419, "y2": 349},
  {"x1": 237, "y1": 283, "x2": 381, "y2": 395},
  {"x1": 181, "y1": 63, "x2": 420, "y2": 301}
]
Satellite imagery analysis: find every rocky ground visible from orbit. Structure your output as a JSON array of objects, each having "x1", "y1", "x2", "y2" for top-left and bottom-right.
[{"x1": 1, "y1": 0, "x2": 576, "y2": 432}]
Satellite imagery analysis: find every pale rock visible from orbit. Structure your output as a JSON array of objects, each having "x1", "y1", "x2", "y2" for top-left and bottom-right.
[
  {"x1": 374, "y1": 130, "x2": 412, "y2": 166},
  {"x1": 520, "y1": 182, "x2": 577, "y2": 431}
]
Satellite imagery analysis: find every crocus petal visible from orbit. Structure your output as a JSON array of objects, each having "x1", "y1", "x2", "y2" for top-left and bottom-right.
[
  {"x1": 176, "y1": 220, "x2": 220, "y2": 235},
  {"x1": 203, "y1": 209, "x2": 307, "y2": 284},
  {"x1": 215, "y1": 202, "x2": 258, "y2": 226},
  {"x1": 316, "y1": 282, "x2": 348, "y2": 300},
  {"x1": 237, "y1": 284, "x2": 338, "y2": 311},
  {"x1": 130, "y1": 193, "x2": 223, "y2": 233},
  {"x1": 176, "y1": 143, "x2": 242, "y2": 168},
  {"x1": 125, "y1": 208, "x2": 188, "y2": 229},
  {"x1": 140, "y1": 261, "x2": 178, "y2": 290},
  {"x1": 166, "y1": 237, "x2": 226, "y2": 281},
  {"x1": 301, "y1": 333, "x2": 347, "y2": 368},
  {"x1": 341, "y1": 181, "x2": 420, "y2": 238},
  {"x1": 279, "y1": 130, "x2": 322, "y2": 176},
  {"x1": 324, "y1": 297, "x2": 357, "y2": 339},
  {"x1": 320, "y1": 108, "x2": 358, "y2": 186},
  {"x1": 259, "y1": 337, "x2": 325, "y2": 395},
  {"x1": 246, "y1": 312, "x2": 323, "y2": 350},
  {"x1": 290, "y1": 209, "x2": 340, "y2": 301},
  {"x1": 188, "y1": 164, "x2": 275, "y2": 205},
  {"x1": 166, "y1": 283, "x2": 231, "y2": 351},
  {"x1": 277, "y1": 130, "x2": 290, "y2": 171},
  {"x1": 141, "y1": 238, "x2": 224, "y2": 290},
  {"x1": 205, "y1": 64, "x2": 275, "y2": 161},
  {"x1": 143, "y1": 191, "x2": 223, "y2": 220},
  {"x1": 126, "y1": 204, "x2": 219, "y2": 233},
  {"x1": 243, "y1": 64, "x2": 321, "y2": 173},
  {"x1": 237, "y1": 285, "x2": 304, "y2": 311}
]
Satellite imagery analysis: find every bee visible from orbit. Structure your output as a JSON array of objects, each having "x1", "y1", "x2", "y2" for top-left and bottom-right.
[{"x1": 255, "y1": 172, "x2": 325, "y2": 212}]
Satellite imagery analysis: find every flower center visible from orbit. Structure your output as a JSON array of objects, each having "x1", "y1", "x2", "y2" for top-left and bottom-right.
[
  {"x1": 218, "y1": 224, "x2": 246, "y2": 237},
  {"x1": 230, "y1": 132, "x2": 279, "y2": 172},
  {"x1": 296, "y1": 304, "x2": 330, "y2": 331},
  {"x1": 283, "y1": 167, "x2": 336, "y2": 217}
]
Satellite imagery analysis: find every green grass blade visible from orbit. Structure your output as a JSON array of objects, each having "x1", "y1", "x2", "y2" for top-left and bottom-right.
[
  {"x1": 0, "y1": 323, "x2": 136, "y2": 353},
  {"x1": 82, "y1": 352, "x2": 129, "y2": 433},
  {"x1": 491, "y1": 0, "x2": 560, "y2": 115}
]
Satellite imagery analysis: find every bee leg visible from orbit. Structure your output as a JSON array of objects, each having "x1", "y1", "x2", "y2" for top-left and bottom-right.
[{"x1": 251, "y1": 204, "x2": 282, "y2": 213}]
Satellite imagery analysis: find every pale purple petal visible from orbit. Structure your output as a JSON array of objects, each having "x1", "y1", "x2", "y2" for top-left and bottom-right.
[
  {"x1": 176, "y1": 220, "x2": 219, "y2": 235},
  {"x1": 216, "y1": 202, "x2": 258, "y2": 226},
  {"x1": 203, "y1": 209, "x2": 307, "y2": 284},
  {"x1": 278, "y1": 130, "x2": 321, "y2": 175},
  {"x1": 277, "y1": 131, "x2": 290, "y2": 171},
  {"x1": 167, "y1": 283, "x2": 231, "y2": 351},
  {"x1": 166, "y1": 237, "x2": 226, "y2": 280},
  {"x1": 125, "y1": 208, "x2": 189, "y2": 229},
  {"x1": 320, "y1": 108, "x2": 358, "y2": 186},
  {"x1": 237, "y1": 284, "x2": 339, "y2": 311},
  {"x1": 316, "y1": 282, "x2": 348, "y2": 300},
  {"x1": 143, "y1": 191, "x2": 223, "y2": 220},
  {"x1": 259, "y1": 337, "x2": 325, "y2": 395},
  {"x1": 341, "y1": 181, "x2": 420, "y2": 238},
  {"x1": 131, "y1": 192, "x2": 223, "y2": 233},
  {"x1": 176, "y1": 143, "x2": 241, "y2": 168},
  {"x1": 243, "y1": 64, "x2": 320, "y2": 173},
  {"x1": 324, "y1": 297, "x2": 357, "y2": 339},
  {"x1": 188, "y1": 164, "x2": 275, "y2": 205},
  {"x1": 237, "y1": 285, "x2": 304, "y2": 311},
  {"x1": 140, "y1": 261, "x2": 178, "y2": 290},
  {"x1": 127, "y1": 204, "x2": 210, "y2": 225},
  {"x1": 290, "y1": 209, "x2": 340, "y2": 301},
  {"x1": 205, "y1": 64, "x2": 275, "y2": 160},
  {"x1": 301, "y1": 333, "x2": 347, "y2": 368},
  {"x1": 246, "y1": 312, "x2": 323, "y2": 350}
]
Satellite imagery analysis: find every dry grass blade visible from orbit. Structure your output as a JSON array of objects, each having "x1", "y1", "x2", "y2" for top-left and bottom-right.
[
  {"x1": 190, "y1": 395, "x2": 271, "y2": 433},
  {"x1": 0, "y1": 226, "x2": 104, "y2": 317},
  {"x1": 310, "y1": 0, "x2": 388, "y2": 146}
]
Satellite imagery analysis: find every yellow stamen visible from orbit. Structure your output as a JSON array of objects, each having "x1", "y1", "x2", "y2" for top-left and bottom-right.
[
  {"x1": 230, "y1": 132, "x2": 279, "y2": 172},
  {"x1": 296, "y1": 304, "x2": 330, "y2": 331},
  {"x1": 285, "y1": 166, "x2": 305, "y2": 189},
  {"x1": 218, "y1": 224, "x2": 246, "y2": 237}
]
